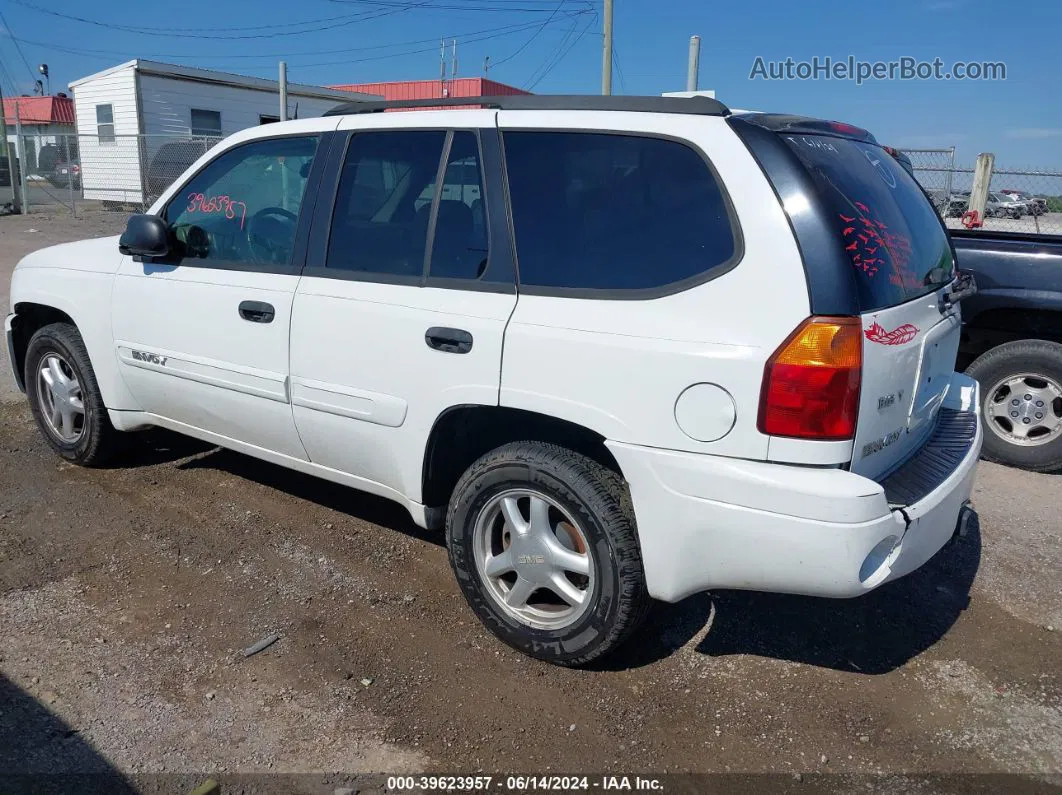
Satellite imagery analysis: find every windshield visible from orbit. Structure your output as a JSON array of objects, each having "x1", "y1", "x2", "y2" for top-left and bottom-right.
[{"x1": 784, "y1": 135, "x2": 954, "y2": 312}]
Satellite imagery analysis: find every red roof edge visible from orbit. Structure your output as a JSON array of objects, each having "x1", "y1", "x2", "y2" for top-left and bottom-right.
[{"x1": 2, "y1": 96, "x2": 75, "y2": 125}]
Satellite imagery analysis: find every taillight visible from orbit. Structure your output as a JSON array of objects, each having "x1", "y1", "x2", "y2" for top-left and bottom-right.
[{"x1": 758, "y1": 316, "x2": 862, "y2": 440}]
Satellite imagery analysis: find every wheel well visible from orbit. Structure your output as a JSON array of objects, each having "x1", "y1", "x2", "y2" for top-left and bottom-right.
[
  {"x1": 421, "y1": 406, "x2": 622, "y2": 509},
  {"x1": 10, "y1": 303, "x2": 76, "y2": 389},
  {"x1": 961, "y1": 308, "x2": 1062, "y2": 363}
]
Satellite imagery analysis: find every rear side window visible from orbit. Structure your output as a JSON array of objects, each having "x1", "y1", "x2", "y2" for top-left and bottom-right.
[
  {"x1": 783, "y1": 135, "x2": 953, "y2": 311},
  {"x1": 326, "y1": 130, "x2": 446, "y2": 277},
  {"x1": 503, "y1": 132, "x2": 737, "y2": 292}
]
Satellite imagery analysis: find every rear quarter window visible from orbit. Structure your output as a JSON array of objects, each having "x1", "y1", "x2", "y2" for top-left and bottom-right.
[
  {"x1": 502, "y1": 132, "x2": 739, "y2": 294},
  {"x1": 784, "y1": 135, "x2": 953, "y2": 312}
]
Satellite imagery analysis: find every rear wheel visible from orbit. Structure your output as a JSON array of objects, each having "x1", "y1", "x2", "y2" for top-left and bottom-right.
[
  {"x1": 446, "y1": 441, "x2": 651, "y2": 666},
  {"x1": 967, "y1": 339, "x2": 1062, "y2": 472}
]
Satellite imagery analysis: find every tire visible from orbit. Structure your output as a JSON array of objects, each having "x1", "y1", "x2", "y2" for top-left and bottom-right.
[
  {"x1": 966, "y1": 339, "x2": 1062, "y2": 472},
  {"x1": 446, "y1": 441, "x2": 651, "y2": 666},
  {"x1": 24, "y1": 322, "x2": 121, "y2": 466}
]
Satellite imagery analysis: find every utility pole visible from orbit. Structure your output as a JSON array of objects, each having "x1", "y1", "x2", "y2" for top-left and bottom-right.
[
  {"x1": 440, "y1": 39, "x2": 447, "y2": 97},
  {"x1": 0, "y1": 84, "x2": 20, "y2": 212},
  {"x1": 483, "y1": 56, "x2": 490, "y2": 76},
  {"x1": 601, "y1": 0, "x2": 613, "y2": 95},
  {"x1": 687, "y1": 35, "x2": 701, "y2": 92},
  {"x1": 452, "y1": 39, "x2": 458, "y2": 81},
  {"x1": 278, "y1": 61, "x2": 288, "y2": 121},
  {"x1": 14, "y1": 100, "x2": 29, "y2": 215}
]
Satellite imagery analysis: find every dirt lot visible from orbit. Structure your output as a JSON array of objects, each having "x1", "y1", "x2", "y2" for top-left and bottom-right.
[{"x1": 1, "y1": 211, "x2": 1060, "y2": 791}]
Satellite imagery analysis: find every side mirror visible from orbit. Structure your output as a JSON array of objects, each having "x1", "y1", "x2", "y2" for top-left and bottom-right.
[{"x1": 119, "y1": 214, "x2": 170, "y2": 258}]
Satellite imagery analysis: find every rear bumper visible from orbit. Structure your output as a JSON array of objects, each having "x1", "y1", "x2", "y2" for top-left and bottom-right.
[{"x1": 608, "y1": 372, "x2": 982, "y2": 603}]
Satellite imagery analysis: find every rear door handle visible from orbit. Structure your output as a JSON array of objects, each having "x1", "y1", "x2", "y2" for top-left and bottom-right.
[
  {"x1": 239, "y1": 300, "x2": 275, "y2": 324},
  {"x1": 425, "y1": 327, "x2": 473, "y2": 354}
]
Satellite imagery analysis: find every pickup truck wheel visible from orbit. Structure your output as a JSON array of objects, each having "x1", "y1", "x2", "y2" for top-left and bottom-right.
[
  {"x1": 446, "y1": 441, "x2": 651, "y2": 666},
  {"x1": 25, "y1": 323, "x2": 120, "y2": 466},
  {"x1": 967, "y1": 340, "x2": 1062, "y2": 472}
]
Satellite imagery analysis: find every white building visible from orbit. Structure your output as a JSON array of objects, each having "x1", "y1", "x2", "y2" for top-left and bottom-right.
[{"x1": 69, "y1": 60, "x2": 378, "y2": 204}]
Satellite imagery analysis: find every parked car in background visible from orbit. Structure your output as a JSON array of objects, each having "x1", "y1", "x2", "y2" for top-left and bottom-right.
[
  {"x1": 1001, "y1": 190, "x2": 1047, "y2": 216},
  {"x1": 952, "y1": 231, "x2": 1062, "y2": 472},
  {"x1": 36, "y1": 143, "x2": 62, "y2": 176},
  {"x1": 992, "y1": 192, "x2": 1027, "y2": 219},
  {"x1": 50, "y1": 160, "x2": 81, "y2": 190},
  {"x1": 7, "y1": 97, "x2": 983, "y2": 665},
  {"x1": 145, "y1": 139, "x2": 217, "y2": 203},
  {"x1": 947, "y1": 191, "x2": 971, "y2": 218}
]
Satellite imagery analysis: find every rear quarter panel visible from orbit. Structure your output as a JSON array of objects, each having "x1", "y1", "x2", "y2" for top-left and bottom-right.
[{"x1": 497, "y1": 112, "x2": 812, "y2": 460}]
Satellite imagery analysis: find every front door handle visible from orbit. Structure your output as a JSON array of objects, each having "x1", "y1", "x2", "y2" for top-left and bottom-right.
[
  {"x1": 425, "y1": 326, "x2": 473, "y2": 354},
  {"x1": 239, "y1": 300, "x2": 275, "y2": 324}
]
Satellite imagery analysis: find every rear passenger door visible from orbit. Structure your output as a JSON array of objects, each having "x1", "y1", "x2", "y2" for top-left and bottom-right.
[{"x1": 289, "y1": 113, "x2": 517, "y2": 504}]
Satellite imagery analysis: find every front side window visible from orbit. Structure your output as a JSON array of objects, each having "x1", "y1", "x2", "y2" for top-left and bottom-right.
[
  {"x1": 165, "y1": 135, "x2": 318, "y2": 268},
  {"x1": 96, "y1": 104, "x2": 115, "y2": 144},
  {"x1": 503, "y1": 132, "x2": 737, "y2": 292},
  {"x1": 191, "y1": 108, "x2": 222, "y2": 137}
]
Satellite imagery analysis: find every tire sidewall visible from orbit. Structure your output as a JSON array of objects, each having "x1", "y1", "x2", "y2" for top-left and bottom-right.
[
  {"x1": 448, "y1": 460, "x2": 624, "y2": 664},
  {"x1": 25, "y1": 327, "x2": 100, "y2": 463},
  {"x1": 970, "y1": 344, "x2": 1062, "y2": 471}
]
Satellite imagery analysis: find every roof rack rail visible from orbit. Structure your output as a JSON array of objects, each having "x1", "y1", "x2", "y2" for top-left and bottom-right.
[{"x1": 323, "y1": 94, "x2": 731, "y2": 117}]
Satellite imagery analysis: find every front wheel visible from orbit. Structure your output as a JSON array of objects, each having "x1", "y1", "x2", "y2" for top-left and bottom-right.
[
  {"x1": 25, "y1": 322, "x2": 121, "y2": 466},
  {"x1": 967, "y1": 339, "x2": 1062, "y2": 472},
  {"x1": 446, "y1": 441, "x2": 651, "y2": 666}
]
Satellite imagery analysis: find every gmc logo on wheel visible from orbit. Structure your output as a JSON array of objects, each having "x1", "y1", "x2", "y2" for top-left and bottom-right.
[{"x1": 518, "y1": 554, "x2": 546, "y2": 565}]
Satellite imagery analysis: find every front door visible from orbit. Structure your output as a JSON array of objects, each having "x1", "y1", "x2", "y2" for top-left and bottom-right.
[
  {"x1": 113, "y1": 132, "x2": 327, "y2": 459},
  {"x1": 289, "y1": 116, "x2": 517, "y2": 503}
]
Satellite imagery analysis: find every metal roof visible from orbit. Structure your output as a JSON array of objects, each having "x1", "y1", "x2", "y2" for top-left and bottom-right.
[
  {"x1": 69, "y1": 60, "x2": 378, "y2": 102},
  {"x1": 2, "y1": 96, "x2": 75, "y2": 125}
]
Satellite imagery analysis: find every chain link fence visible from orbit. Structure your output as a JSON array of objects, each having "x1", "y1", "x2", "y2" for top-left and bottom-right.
[
  {"x1": 906, "y1": 147, "x2": 1062, "y2": 236},
  {"x1": 16, "y1": 132, "x2": 221, "y2": 217}
]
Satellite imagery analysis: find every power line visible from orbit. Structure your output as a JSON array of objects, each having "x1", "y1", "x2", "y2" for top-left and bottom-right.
[
  {"x1": 525, "y1": 11, "x2": 594, "y2": 90},
  {"x1": 6, "y1": 13, "x2": 590, "y2": 67},
  {"x1": 612, "y1": 42, "x2": 626, "y2": 92},
  {"x1": 0, "y1": 9, "x2": 37, "y2": 85},
  {"x1": 489, "y1": 0, "x2": 565, "y2": 69},
  {"x1": 295, "y1": 13, "x2": 588, "y2": 68},
  {"x1": 7, "y1": 0, "x2": 411, "y2": 39}
]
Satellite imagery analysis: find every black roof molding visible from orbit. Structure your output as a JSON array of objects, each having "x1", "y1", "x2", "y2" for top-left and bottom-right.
[{"x1": 324, "y1": 94, "x2": 731, "y2": 117}]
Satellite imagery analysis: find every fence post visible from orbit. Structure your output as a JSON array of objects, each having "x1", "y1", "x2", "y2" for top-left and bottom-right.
[
  {"x1": 968, "y1": 152, "x2": 995, "y2": 225},
  {"x1": 14, "y1": 101, "x2": 29, "y2": 215},
  {"x1": 945, "y1": 147, "x2": 956, "y2": 202},
  {"x1": 67, "y1": 134, "x2": 76, "y2": 218}
]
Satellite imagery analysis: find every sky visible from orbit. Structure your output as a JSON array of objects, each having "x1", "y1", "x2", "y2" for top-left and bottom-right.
[{"x1": 1, "y1": 0, "x2": 1060, "y2": 169}]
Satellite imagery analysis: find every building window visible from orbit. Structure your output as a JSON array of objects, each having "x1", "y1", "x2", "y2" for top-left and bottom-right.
[
  {"x1": 259, "y1": 115, "x2": 280, "y2": 125},
  {"x1": 96, "y1": 104, "x2": 115, "y2": 144},
  {"x1": 191, "y1": 108, "x2": 222, "y2": 138}
]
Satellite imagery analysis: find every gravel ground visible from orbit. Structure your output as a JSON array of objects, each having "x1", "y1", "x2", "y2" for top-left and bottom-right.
[{"x1": 1, "y1": 211, "x2": 1060, "y2": 792}]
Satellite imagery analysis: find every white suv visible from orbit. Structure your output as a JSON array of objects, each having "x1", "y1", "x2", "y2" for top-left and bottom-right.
[{"x1": 6, "y1": 96, "x2": 982, "y2": 665}]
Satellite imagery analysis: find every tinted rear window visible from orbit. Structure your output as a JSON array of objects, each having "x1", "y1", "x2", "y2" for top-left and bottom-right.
[
  {"x1": 784, "y1": 135, "x2": 953, "y2": 311},
  {"x1": 503, "y1": 132, "x2": 737, "y2": 292}
]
